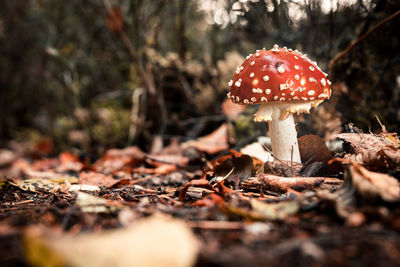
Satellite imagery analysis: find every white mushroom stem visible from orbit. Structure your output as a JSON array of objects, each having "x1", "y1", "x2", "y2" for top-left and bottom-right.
[
  {"x1": 254, "y1": 102, "x2": 311, "y2": 163},
  {"x1": 268, "y1": 113, "x2": 301, "y2": 163}
]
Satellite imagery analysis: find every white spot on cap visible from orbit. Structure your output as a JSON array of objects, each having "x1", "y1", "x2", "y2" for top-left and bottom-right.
[
  {"x1": 250, "y1": 61, "x2": 255, "y2": 66},
  {"x1": 236, "y1": 96, "x2": 240, "y2": 101},
  {"x1": 294, "y1": 65, "x2": 300, "y2": 70},
  {"x1": 227, "y1": 92, "x2": 231, "y2": 98},
  {"x1": 244, "y1": 99, "x2": 249, "y2": 104},
  {"x1": 263, "y1": 75, "x2": 269, "y2": 81},
  {"x1": 250, "y1": 72, "x2": 255, "y2": 78},
  {"x1": 327, "y1": 80, "x2": 332, "y2": 85},
  {"x1": 257, "y1": 88, "x2": 263, "y2": 93},
  {"x1": 265, "y1": 89, "x2": 271, "y2": 94},
  {"x1": 301, "y1": 97, "x2": 308, "y2": 100},
  {"x1": 294, "y1": 56, "x2": 299, "y2": 59},
  {"x1": 318, "y1": 93, "x2": 326, "y2": 98},
  {"x1": 280, "y1": 83, "x2": 289, "y2": 90},
  {"x1": 282, "y1": 93, "x2": 285, "y2": 96},
  {"x1": 228, "y1": 80, "x2": 233, "y2": 86},
  {"x1": 307, "y1": 90, "x2": 315, "y2": 96},
  {"x1": 293, "y1": 96, "x2": 299, "y2": 100},
  {"x1": 320, "y1": 78, "x2": 326, "y2": 86},
  {"x1": 236, "y1": 65, "x2": 243, "y2": 74},
  {"x1": 255, "y1": 53, "x2": 260, "y2": 57},
  {"x1": 274, "y1": 96, "x2": 278, "y2": 100},
  {"x1": 299, "y1": 87, "x2": 306, "y2": 92},
  {"x1": 251, "y1": 97, "x2": 256, "y2": 102},
  {"x1": 300, "y1": 78, "x2": 306, "y2": 86},
  {"x1": 277, "y1": 65, "x2": 285, "y2": 74},
  {"x1": 309, "y1": 77, "x2": 316, "y2": 83},
  {"x1": 235, "y1": 80, "x2": 241, "y2": 87},
  {"x1": 261, "y1": 97, "x2": 267, "y2": 102},
  {"x1": 310, "y1": 97, "x2": 315, "y2": 100},
  {"x1": 272, "y1": 44, "x2": 279, "y2": 51},
  {"x1": 309, "y1": 66, "x2": 315, "y2": 71},
  {"x1": 279, "y1": 97, "x2": 285, "y2": 101},
  {"x1": 290, "y1": 91, "x2": 295, "y2": 96},
  {"x1": 252, "y1": 88, "x2": 257, "y2": 93},
  {"x1": 295, "y1": 74, "x2": 300, "y2": 80}
]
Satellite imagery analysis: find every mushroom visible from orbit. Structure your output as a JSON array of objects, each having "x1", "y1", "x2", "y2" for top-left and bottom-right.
[{"x1": 227, "y1": 44, "x2": 331, "y2": 163}]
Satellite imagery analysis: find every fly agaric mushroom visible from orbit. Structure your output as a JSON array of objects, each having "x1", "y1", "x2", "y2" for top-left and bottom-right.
[{"x1": 227, "y1": 44, "x2": 331, "y2": 163}]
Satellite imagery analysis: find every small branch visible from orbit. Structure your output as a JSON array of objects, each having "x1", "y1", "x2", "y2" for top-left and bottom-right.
[{"x1": 329, "y1": 9, "x2": 400, "y2": 80}]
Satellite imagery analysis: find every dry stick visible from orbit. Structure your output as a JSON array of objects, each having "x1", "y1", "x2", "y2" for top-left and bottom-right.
[
  {"x1": 13, "y1": 200, "x2": 34, "y2": 205},
  {"x1": 329, "y1": 9, "x2": 400, "y2": 80}
]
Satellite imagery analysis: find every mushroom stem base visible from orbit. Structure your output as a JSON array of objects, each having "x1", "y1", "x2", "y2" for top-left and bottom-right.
[{"x1": 268, "y1": 113, "x2": 301, "y2": 163}]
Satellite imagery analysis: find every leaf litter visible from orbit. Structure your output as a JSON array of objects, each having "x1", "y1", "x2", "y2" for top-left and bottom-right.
[{"x1": 1, "y1": 123, "x2": 400, "y2": 266}]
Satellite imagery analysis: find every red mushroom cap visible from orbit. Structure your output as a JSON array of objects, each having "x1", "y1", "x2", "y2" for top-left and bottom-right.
[{"x1": 227, "y1": 45, "x2": 331, "y2": 105}]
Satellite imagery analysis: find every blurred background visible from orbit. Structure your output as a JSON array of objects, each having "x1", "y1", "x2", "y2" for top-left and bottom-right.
[{"x1": 0, "y1": 0, "x2": 399, "y2": 156}]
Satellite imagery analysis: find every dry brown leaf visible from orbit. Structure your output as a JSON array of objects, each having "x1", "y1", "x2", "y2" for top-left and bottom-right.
[
  {"x1": 182, "y1": 123, "x2": 229, "y2": 154},
  {"x1": 336, "y1": 133, "x2": 400, "y2": 170},
  {"x1": 79, "y1": 171, "x2": 120, "y2": 188},
  {"x1": 57, "y1": 151, "x2": 84, "y2": 172},
  {"x1": 214, "y1": 154, "x2": 255, "y2": 184},
  {"x1": 298, "y1": 134, "x2": 331, "y2": 163},
  {"x1": 318, "y1": 162, "x2": 400, "y2": 218},
  {"x1": 347, "y1": 163, "x2": 400, "y2": 203},
  {"x1": 93, "y1": 146, "x2": 145, "y2": 173}
]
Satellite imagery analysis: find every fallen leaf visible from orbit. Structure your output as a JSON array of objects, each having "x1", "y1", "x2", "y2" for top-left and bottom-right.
[
  {"x1": 93, "y1": 146, "x2": 145, "y2": 173},
  {"x1": 145, "y1": 154, "x2": 189, "y2": 168},
  {"x1": 9, "y1": 177, "x2": 78, "y2": 193},
  {"x1": 214, "y1": 154, "x2": 255, "y2": 184},
  {"x1": 250, "y1": 199, "x2": 300, "y2": 220},
  {"x1": 346, "y1": 163, "x2": 400, "y2": 203},
  {"x1": 298, "y1": 134, "x2": 331, "y2": 163},
  {"x1": 75, "y1": 192, "x2": 120, "y2": 213},
  {"x1": 24, "y1": 213, "x2": 199, "y2": 267},
  {"x1": 336, "y1": 133, "x2": 400, "y2": 170},
  {"x1": 68, "y1": 184, "x2": 100, "y2": 192},
  {"x1": 178, "y1": 179, "x2": 214, "y2": 202},
  {"x1": 182, "y1": 123, "x2": 229, "y2": 154},
  {"x1": 79, "y1": 171, "x2": 120, "y2": 188},
  {"x1": 154, "y1": 164, "x2": 177, "y2": 175},
  {"x1": 57, "y1": 151, "x2": 84, "y2": 172},
  {"x1": 192, "y1": 193, "x2": 225, "y2": 207},
  {"x1": 240, "y1": 142, "x2": 273, "y2": 163},
  {"x1": 318, "y1": 162, "x2": 400, "y2": 218}
]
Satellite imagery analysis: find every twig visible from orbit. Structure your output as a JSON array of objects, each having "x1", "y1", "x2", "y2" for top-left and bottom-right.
[
  {"x1": 13, "y1": 200, "x2": 34, "y2": 205},
  {"x1": 329, "y1": 9, "x2": 400, "y2": 80}
]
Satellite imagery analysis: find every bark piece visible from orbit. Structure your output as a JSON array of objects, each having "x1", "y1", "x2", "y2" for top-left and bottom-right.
[{"x1": 241, "y1": 174, "x2": 342, "y2": 193}]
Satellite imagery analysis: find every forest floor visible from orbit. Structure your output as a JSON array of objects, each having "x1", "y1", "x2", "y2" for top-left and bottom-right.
[{"x1": 1, "y1": 127, "x2": 400, "y2": 267}]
